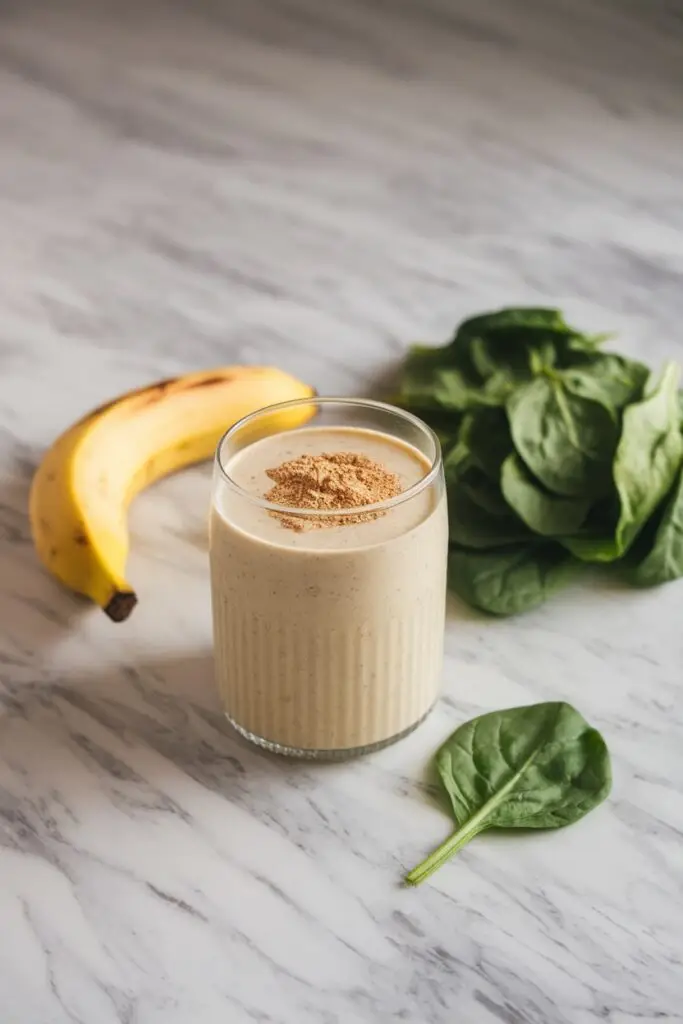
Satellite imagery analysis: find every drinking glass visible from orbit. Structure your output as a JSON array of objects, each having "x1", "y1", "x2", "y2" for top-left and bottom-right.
[{"x1": 210, "y1": 398, "x2": 447, "y2": 759}]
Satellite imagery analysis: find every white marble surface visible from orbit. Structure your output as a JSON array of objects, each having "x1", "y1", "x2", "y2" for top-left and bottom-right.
[{"x1": 1, "y1": 0, "x2": 683, "y2": 1021}]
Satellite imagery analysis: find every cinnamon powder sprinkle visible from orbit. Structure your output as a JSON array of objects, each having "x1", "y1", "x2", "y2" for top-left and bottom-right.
[{"x1": 265, "y1": 451, "x2": 402, "y2": 531}]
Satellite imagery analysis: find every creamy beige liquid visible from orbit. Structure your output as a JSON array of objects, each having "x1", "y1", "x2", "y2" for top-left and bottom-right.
[{"x1": 210, "y1": 425, "x2": 448, "y2": 755}]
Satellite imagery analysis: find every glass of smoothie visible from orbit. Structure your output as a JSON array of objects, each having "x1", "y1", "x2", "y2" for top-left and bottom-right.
[{"x1": 210, "y1": 398, "x2": 447, "y2": 759}]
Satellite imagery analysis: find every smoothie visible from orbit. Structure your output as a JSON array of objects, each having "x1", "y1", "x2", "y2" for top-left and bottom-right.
[{"x1": 210, "y1": 420, "x2": 447, "y2": 756}]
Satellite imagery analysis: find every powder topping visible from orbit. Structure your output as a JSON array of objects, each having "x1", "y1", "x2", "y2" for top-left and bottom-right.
[{"x1": 265, "y1": 451, "x2": 402, "y2": 531}]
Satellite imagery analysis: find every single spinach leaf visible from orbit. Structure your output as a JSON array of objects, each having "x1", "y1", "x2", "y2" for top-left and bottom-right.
[
  {"x1": 444, "y1": 437, "x2": 511, "y2": 517},
  {"x1": 631, "y1": 465, "x2": 683, "y2": 585},
  {"x1": 430, "y1": 368, "x2": 492, "y2": 411},
  {"x1": 447, "y1": 485, "x2": 531, "y2": 549},
  {"x1": 447, "y1": 541, "x2": 575, "y2": 615},
  {"x1": 399, "y1": 345, "x2": 493, "y2": 413},
  {"x1": 454, "y1": 308, "x2": 574, "y2": 344},
  {"x1": 459, "y1": 408, "x2": 513, "y2": 480},
  {"x1": 556, "y1": 498, "x2": 619, "y2": 561},
  {"x1": 501, "y1": 453, "x2": 592, "y2": 536},
  {"x1": 468, "y1": 328, "x2": 557, "y2": 383},
  {"x1": 398, "y1": 346, "x2": 471, "y2": 411},
  {"x1": 563, "y1": 363, "x2": 683, "y2": 562},
  {"x1": 559, "y1": 352, "x2": 648, "y2": 412},
  {"x1": 406, "y1": 702, "x2": 611, "y2": 885},
  {"x1": 453, "y1": 463, "x2": 511, "y2": 517},
  {"x1": 508, "y1": 375, "x2": 620, "y2": 498},
  {"x1": 478, "y1": 368, "x2": 518, "y2": 405}
]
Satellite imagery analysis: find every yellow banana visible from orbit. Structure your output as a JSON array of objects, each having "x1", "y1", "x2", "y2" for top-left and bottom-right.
[{"x1": 30, "y1": 366, "x2": 315, "y2": 621}]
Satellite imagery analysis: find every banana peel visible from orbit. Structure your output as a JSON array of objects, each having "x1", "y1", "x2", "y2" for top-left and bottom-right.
[{"x1": 29, "y1": 366, "x2": 315, "y2": 620}]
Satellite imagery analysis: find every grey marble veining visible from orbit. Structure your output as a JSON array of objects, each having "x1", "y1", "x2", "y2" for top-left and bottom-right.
[{"x1": 1, "y1": 0, "x2": 682, "y2": 1021}]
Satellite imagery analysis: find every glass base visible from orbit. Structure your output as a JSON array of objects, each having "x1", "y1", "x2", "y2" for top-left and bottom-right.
[{"x1": 225, "y1": 705, "x2": 435, "y2": 761}]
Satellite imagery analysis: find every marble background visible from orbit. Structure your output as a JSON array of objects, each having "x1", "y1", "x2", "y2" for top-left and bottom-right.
[{"x1": 1, "y1": 0, "x2": 682, "y2": 1021}]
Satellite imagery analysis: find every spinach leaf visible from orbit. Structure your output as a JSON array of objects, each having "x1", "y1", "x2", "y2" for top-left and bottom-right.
[
  {"x1": 631, "y1": 465, "x2": 683, "y2": 585},
  {"x1": 399, "y1": 345, "x2": 494, "y2": 413},
  {"x1": 447, "y1": 486, "x2": 531, "y2": 549},
  {"x1": 468, "y1": 328, "x2": 557, "y2": 383},
  {"x1": 453, "y1": 307, "x2": 604, "y2": 380},
  {"x1": 559, "y1": 352, "x2": 648, "y2": 412},
  {"x1": 461, "y1": 470, "x2": 510, "y2": 517},
  {"x1": 447, "y1": 541, "x2": 575, "y2": 615},
  {"x1": 429, "y1": 368, "x2": 498, "y2": 411},
  {"x1": 398, "y1": 309, "x2": 605, "y2": 419},
  {"x1": 458, "y1": 408, "x2": 513, "y2": 479},
  {"x1": 444, "y1": 428, "x2": 512, "y2": 517},
  {"x1": 406, "y1": 702, "x2": 611, "y2": 885},
  {"x1": 398, "y1": 346, "x2": 473, "y2": 412},
  {"x1": 507, "y1": 375, "x2": 620, "y2": 498},
  {"x1": 501, "y1": 453, "x2": 592, "y2": 536},
  {"x1": 470, "y1": 326, "x2": 604, "y2": 381},
  {"x1": 446, "y1": 452, "x2": 511, "y2": 516},
  {"x1": 454, "y1": 307, "x2": 575, "y2": 344},
  {"x1": 564, "y1": 363, "x2": 683, "y2": 562}
]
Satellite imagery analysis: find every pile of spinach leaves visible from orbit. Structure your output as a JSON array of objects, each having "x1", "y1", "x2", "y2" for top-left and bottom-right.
[{"x1": 398, "y1": 307, "x2": 683, "y2": 614}]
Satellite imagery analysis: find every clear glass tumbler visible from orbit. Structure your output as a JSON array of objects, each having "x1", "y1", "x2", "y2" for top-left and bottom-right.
[{"x1": 209, "y1": 397, "x2": 447, "y2": 759}]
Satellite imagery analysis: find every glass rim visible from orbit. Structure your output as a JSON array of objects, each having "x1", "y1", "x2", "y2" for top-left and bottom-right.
[{"x1": 214, "y1": 396, "x2": 443, "y2": 518}]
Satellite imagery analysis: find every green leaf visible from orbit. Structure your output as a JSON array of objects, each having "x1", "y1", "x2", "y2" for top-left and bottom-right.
[
  {"x1": 468, "y1": 329, "x2": 555, "y2": 382},
  {"x1": 507, "y1": 375, "x2": 620, "y2": 498},
  {"x1": 501, "y1": 453, "x2": 592, "y2": 536},
  {"x1": 405, "y1": 702, "x2": 611, "y2": 885},
  {"x1": 469, "y1": 326, "x2": 595, "y2": 383},
  {"x1": 398, "y1": 309, "x2": 606, "y2": 419},
  {"x1": 453, "y1": 307, "x2": 603, "y2": 380},
  {"x1": 458, "y1": 407, "x2": 513, "y2": 480},
  {"x1": 454, "y1": 308, "x2": 573, "y2": 344},
  {"x1": 444, "y1": 448, "x2": 510, "y2": 516},
  {"x1": 431, "y1": 368, "x2": 501, "y2": 410},
  {"x1": 564, "y1": 363, "x2": 683, "y2": 562},
  {"x1": 398, "y1": 345, "x2": 491, "y2": 413},
  {"x1": 461, "y1": 469, "x2": 511, "y2": 517},
  {"x1": 398, "y1": 407, "x2": 462, "y2": 447},
  {"x1": 447, "y1": 541, "x2": 575, "y2": 615},
  {"x1": 631, "y1": 465, "x2": 683, "y2": 585},
  {"x1": 398, "y1": 345, "x2": 466, "y2": 411},
  {"x1": 445, "y1": 433, "x2": 529, "y2": 547},
  {"x1": 447, "y1": 486, "x2": 531, "y2": 549},
  {"x1": 444, "y1": 423, "x2": 513, "y2": 516},
  {"x1": 559, "y1": 353, "x2": 648, "y2": 411}
]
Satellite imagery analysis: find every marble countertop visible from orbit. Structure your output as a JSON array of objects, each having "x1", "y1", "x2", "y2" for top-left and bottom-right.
[{"x1": 1, "y1": 0, "x2": 682, "y2": 1021}]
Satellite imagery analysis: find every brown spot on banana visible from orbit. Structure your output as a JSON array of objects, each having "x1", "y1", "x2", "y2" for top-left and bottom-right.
[
  {"x1": 132, "y1": 378, "x2": 177, "y2": 408},
  {"x1": 76, "y1": 376, "x2": 178, "y2": 421},
  {"x1": 186, "y1": 373, "x2": 237, "y2": 389},
  {"x1": 70, "y1": 368, "x2": 273, "y2": 425}
]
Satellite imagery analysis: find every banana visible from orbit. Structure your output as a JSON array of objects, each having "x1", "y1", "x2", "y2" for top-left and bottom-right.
[{"x1": 30, "y1": 366, "x2": 315, "y2": 621}]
